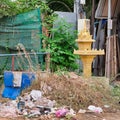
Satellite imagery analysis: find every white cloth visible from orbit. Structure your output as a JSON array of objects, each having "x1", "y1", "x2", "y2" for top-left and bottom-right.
[{"x1": 13, "y1": 72, "x2": 22, "y2": 87}]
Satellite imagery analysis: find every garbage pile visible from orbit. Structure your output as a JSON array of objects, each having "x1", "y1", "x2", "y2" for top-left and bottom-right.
[
  {"x1": 0, "y1": 90, "x2": 56, "y2": 118},
  {"x1": 0, "y1": 89, "x2": 80, "y2": 119},
  {"x1": 0, "y1": 90, "x2": 105, "y2": 119}
]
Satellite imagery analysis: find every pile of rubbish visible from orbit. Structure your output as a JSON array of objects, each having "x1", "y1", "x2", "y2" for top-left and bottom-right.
[
  {"x1": 0, "y1": 90, "x2": 55, "y2": 118},
  {"x1": 0, "y1": 72, "x2": 112, "y2": 119},
  {"x1": 0, "y1": 89, "x2": 105, "y2": 119}
]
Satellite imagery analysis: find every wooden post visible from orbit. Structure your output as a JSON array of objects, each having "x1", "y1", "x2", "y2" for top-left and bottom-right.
[
  {"x1": 12, "y1": 56, "x2": 14, "y2": 71},
  {"x1": 42, "y1": 26, "x2": 50, "y2": 72},
  {"x1": 45, "y1": 53, "x2": 50, "y2": 72}
]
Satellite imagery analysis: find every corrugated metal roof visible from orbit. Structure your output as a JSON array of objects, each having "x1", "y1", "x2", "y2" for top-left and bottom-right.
[{"x1": 95, "y1": 0, "x2": 119, "y2": 19}]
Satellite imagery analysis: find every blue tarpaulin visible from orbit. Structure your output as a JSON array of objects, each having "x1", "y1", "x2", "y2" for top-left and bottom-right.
[
  {"x1": 2, "y1": 71, "x2": 35, "y2": 100},
  {"x1": 2, "y1": 87, "x2": 21, "y2": 100}
]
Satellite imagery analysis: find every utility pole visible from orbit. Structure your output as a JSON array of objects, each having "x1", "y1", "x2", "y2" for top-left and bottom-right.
[
  {"x1": 90, "y1": 0, "x2": 95, "y2": 37},
  {"x1": 74, "y1": 0, "x2": 85, "y2": 19}
]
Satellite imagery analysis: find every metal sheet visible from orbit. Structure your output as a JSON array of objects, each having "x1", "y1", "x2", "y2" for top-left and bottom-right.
[{"x1": 54, "y1": 11, "x2": 77, "y2": 31}]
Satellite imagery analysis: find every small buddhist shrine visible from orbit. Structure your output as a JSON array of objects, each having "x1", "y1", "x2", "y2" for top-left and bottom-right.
[{"x1": 74, "y1": 20, "x2": 104, "y2": 77}]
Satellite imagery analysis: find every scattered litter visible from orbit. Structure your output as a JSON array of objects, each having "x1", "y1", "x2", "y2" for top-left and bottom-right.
[
  {"x1": 0, "y1": 89, "x2": 56, "y2": 118},
  {"x1": 55, "y1": 108, "x2": 68, "y2": 118},
  {"x1": 88, "y1": 105, "x2": 103, "y2": 113},
  {"x1": 68, "y1": 108, "x2": 76, "y2": 115},
  {"x1": 104, "y1": 105, "x2": 110, "y2": 108},
  {"x1": 25, "y1": 101, "x2": 35, "y2": 108},
  {"x1": 28, "y1": 109, "x2": 41, "y2": 118},
  {"x1": 0, "y1": 105, "x2": 18, "y2": 118},
  {"x1": 37, "y1": 106, "x2": 51, "y2": 115},
  {"x1": 17, "y1": 100, "x2": 25, "y2": 111},
  {"x1": 30, "y1": 90, "x2": 42, "y2": 101},
  {"x1": 47, "y1": 100, "x2": 56, "y2": 108},
  {"x1": 78, "y1": 109, "x2": 86, "y2": 113}
]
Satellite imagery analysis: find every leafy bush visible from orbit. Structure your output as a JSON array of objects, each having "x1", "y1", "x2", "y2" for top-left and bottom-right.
[
  {"x1": 0, "y1": 0, "x2": 54, "y2": 20},
  {"x1": 43, "y1": 19, "x2": 78, "y2": 72}
]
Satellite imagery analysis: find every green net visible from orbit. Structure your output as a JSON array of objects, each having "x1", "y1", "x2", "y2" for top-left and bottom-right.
[
  {"x1": 0, "y1": 9, "x2": 44, "y2": 72},
  {"x1": 0, "y1": 8, "x2": 42, "y2": 51}
]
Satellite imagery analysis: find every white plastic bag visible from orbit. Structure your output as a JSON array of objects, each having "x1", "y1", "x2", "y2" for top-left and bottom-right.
[
  {"x1": 88, "y1": 105, "x2": 103, "y2": 113},
  {"x1": 30, "y1": 90, "x2": 42, "y2": 101}
]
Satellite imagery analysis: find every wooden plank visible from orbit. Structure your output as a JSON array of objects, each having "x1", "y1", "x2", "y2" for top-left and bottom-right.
[
  {"x1": 110, "y1": 36, "x2": 112, "y2": 77},
  {"x1": 102, "y1": 0, "x2": 108, "y2": 17},
  {"x1": 114, "y1": 0, "x2": 120, "y2": 18},
  {"x1": 93, "y1": 21, "x2": 102, "y2": 75},
  {"x1": 106, "y1": 36, "x2": 111, "y2": 78},
  {"x1": 116, "y1": 36, "x2": 120, "y2": 69},
  {"x1": 95, "y1": 0, "x2": 106, "y2": 18},
  {"x1": 106, "y1": 35, "x2": 119, "y2": 78},
  {"x1": 102, "y1": 0, "x2": 118, "y2": 17},
  {"x1": 114, "y1": 35, "x2": 117, "y2": 75},
  {"x1": 98, "y1": 29, "x2": 105, "y2": 76},
  {"x1": 110, "y1": 36, "x2": 113, "y2": 77},
  {"x1": 108, "y1": 37, "x2": 110, "y2": 78},
  {"x1": 105, "y1": 37, "x2": 109, "y2": 77},
  {"x1": 96, "y1": 0, "x2": 118, "y2": 18}
]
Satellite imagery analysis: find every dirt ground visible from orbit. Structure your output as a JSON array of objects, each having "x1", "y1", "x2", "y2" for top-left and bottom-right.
[
  {"x1": 0, "y1": 112, "x2": 120, "y2": 120},
  {"x1": 76, "y1": 112, "x2": 120, "y2": 120}
]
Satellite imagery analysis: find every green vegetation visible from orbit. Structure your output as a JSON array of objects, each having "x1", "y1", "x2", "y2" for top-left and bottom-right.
[
  {"x1": 0, "y1": 0, "x2": 18, "y2": 18},
  {"x1": 0, "y1": 0, "x2": 78, "y2": 72},
  {"x1": 0, "y1": 0, "x2": 99, "y2": 19},
  {"x1": 112, "y1": 86, "x2": 120, "y2": 100},
  {"x1": 42, "y1": 19, "x2": 78, "y2": 72},
  {"x1": 47, "y1": 0, "x2": 74, "y2": 12},
  {"x1": 0, "y1": 0, "x2": 53, "y2": 18}
]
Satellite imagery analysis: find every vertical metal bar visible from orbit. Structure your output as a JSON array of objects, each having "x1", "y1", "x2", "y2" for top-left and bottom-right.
[
  {"x1": 90, "y1": 0, "x2": 95, "y2": 37},
  {"x1": 107, "y1": 0, "x2": 111, "y2": 79},
  {"x1": 107, "y1": 0, "x2": 111, "y2": 37}
]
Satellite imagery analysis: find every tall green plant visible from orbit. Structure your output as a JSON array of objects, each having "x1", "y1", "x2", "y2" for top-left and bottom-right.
[
  {"x1": 43, "y1": 20, "x2": 78, "y2": 72},
  {"x1": 0, "y1": 0, "x2": 18, "y2": 18},
  {"x1": 0, "y1": 0, "x2": 54, "y2": 21}
]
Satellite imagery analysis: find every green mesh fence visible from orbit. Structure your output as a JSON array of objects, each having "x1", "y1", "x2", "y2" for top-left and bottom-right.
[{"x1": 0, "y1": 9, "x2": 44, "y2": 72}]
